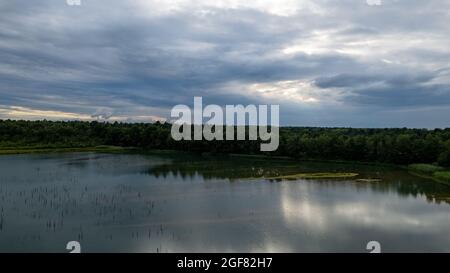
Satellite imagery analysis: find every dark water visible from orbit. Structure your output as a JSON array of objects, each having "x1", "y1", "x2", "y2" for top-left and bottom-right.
[{"x1": 0, "y1": 152, "x2": 449, "y2": 253}]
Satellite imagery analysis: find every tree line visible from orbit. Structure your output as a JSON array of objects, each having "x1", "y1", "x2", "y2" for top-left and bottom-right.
[{"x1": 0, "y1": 120, "x2": 449, "y2": 166}]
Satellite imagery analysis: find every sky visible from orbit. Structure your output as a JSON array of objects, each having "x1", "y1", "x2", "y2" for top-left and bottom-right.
[{"x1": 0, "y1": 0, "x2": 450, "y2": 128}]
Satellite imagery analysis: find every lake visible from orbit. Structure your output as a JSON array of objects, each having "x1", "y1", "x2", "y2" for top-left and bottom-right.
[{"x1": 0, "y1": 152, "x2": 449, "y2": 252}]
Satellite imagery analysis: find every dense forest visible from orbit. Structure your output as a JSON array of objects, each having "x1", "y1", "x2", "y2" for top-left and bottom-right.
[{"x1": 0, "y1": 120, "x2": 450, "y2": 166}]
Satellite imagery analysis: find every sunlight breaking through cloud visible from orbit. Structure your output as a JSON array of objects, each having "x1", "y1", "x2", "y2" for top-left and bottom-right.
[{"x1": 0, "y1": 106, "x2": 166, "y2": 123}]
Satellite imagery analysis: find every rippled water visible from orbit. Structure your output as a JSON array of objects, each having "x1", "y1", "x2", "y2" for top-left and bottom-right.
[{"x1": 0, "y1": 152, "x2": 449, "y2": 252}]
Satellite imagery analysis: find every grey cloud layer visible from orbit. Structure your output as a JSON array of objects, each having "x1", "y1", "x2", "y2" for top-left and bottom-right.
[{"x1": 0, "y1": 0, "x2": 449, "y2": 127}]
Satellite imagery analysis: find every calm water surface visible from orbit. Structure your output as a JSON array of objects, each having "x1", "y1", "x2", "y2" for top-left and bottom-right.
[{"x1": 0, "y1": 152, "x2": 449, "y2": 252}]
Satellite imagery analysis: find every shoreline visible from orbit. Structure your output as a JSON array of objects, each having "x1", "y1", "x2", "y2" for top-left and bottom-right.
[
  {"x1": 1, "y1": 145, "x2": 449, "y2": 186},
  {"x1": 0, "y1": 145, "x2": 131, "y2": 155},
  {"x1": 0, "y1": 146, "x2": 398, "y2": 166}
]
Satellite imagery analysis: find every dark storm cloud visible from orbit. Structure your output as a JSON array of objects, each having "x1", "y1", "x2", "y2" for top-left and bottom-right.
[
  {"x1": 348, "y1": 84, "x2": 450, "y2": 107},
  {"x1": 0, "y1": 0, "x2": 449, "y2": 127}
]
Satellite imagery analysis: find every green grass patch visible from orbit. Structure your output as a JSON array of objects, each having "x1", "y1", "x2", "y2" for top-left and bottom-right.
[
  {"x1": 408, "y1": 164, "x2": 444, "y2": 174},
  {"x1": 408, "y1": 164, "x2": 450, "y2": 186},
  {"x1": 265, "y1": 172, "x2": 359, "y2": 181},
  {"x1": 433, "y1": 172, "x2": 450, "y2": 184}
]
